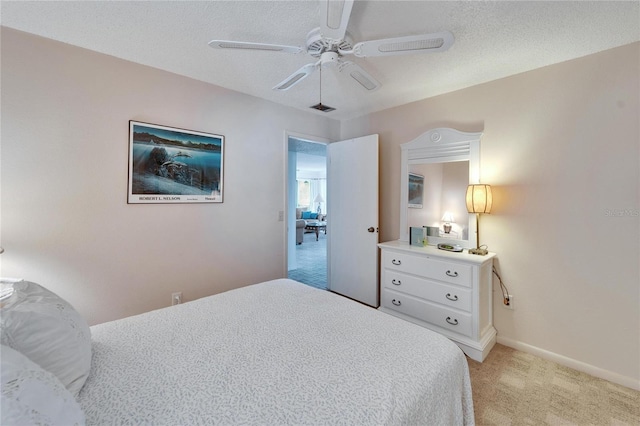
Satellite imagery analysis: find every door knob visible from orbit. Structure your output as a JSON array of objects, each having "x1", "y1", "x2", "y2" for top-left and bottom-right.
[{"x1": 367, "y1": 227, "x2": 375, "y2": 232}]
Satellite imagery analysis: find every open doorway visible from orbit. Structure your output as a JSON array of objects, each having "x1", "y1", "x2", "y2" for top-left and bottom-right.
[{"x1": 287, "y1": 137, "x2": 327, "y2": 290}]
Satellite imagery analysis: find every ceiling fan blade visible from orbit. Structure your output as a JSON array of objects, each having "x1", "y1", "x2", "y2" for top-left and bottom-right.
[
  {"x1": 319, "y1": 0, "x2": 354, "y2": 42},
  {"x1": 352, "y1": 31, "x2": 454, "y2": 58},
  {"x1": 208, "y1": 40, "x2": 303, "y2": 54},
  {"x1": 339, "y1": 61, "x2": 380, "y2": 92},
  {"x1": 273, "y1": 62, "x2": 319, "y2": 91}
]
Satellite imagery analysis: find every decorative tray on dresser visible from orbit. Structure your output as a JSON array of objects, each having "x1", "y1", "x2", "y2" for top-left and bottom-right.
[{"x1": 378, "y1": 240, "x2": 496, "y2": 362}]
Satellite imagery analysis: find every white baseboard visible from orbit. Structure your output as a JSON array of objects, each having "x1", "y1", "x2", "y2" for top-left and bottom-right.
[{"x1": 496, "y1": 336, "x2": 640, "y2": 391}]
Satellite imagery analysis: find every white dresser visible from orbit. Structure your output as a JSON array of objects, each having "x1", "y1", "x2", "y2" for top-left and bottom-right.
[{"x1": 378, "y1": 240, "x2": 496, "y2": 362}]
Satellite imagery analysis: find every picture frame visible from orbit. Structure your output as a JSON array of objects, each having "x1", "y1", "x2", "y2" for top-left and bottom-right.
[
  {"x1": 128, "y1": 121, "x2": 224, "y2": 204},
  {"x1": 410, "y1": 226, "x2": 426, "y2": 246},
  {"x1": 408, "y1": 172, "x2": 424, "y2": 208}
]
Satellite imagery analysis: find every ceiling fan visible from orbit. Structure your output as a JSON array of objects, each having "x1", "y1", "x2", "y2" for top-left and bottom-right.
[{"x1": 208, "y1": 0, "x2": 454, "y2": 93}]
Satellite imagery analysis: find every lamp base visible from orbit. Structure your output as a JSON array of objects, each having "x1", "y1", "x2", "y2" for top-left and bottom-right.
[{"x1": 468, "y1": 247, "x2": 489, "y2": 256}]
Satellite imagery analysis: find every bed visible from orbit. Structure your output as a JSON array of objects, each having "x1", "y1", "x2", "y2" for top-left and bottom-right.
[{"x1": 1, "y1": 278, "x2": 474, "y2": 425}]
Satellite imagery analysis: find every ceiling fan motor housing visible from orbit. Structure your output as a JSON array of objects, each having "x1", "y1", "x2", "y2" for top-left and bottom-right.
[{"x1": 306, "y1": 27, "x2": 353, "y2": 57}]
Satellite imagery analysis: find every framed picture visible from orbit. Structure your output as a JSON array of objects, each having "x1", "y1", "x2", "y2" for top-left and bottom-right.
[
  {"x1": 408, "y1": 172, "x2": 424, "y2": 208},
  {"x1": 128, "y1": 121, "x2": 224, "y2": 204}
]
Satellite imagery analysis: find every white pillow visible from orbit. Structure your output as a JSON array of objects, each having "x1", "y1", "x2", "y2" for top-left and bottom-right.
[
  {"x1": 0, "y1": 281, "x2": 92, "y2": 397},
  {"x1": 1, "y1": 344, "x2": 86, "y2": 425}
]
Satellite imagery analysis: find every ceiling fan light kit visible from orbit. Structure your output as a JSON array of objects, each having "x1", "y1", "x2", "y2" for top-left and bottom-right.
[{"x1": 209, "y1": 0, "x2": 454, "y2": 102}]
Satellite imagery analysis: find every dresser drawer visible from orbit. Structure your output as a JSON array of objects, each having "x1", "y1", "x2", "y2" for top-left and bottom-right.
[
  {"x1": 382, "y1": 251, "x2": 472, "y2": 287},
  {"x1": 382, "y1": 270, "x2": 472, "y2": 312},
  {"x1": 382, "y1": 289, "x2": 473, "y2": 338}
]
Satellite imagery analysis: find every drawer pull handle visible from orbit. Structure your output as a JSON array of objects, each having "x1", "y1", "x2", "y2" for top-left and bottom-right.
[
  {"x1": 445, "y1": 293, "x2": 458, "y2": 301},
  {"x1": 445, "y1": 270, "x2": 458, "y2": 277},
  {"x1": 446, "y1": 317, "x2": 458, "y2": 325},
  {"x1": 392, "y1": 279, "x2": 401, "y2": 286},
  {"x1": 391, "y1": 299, "x2": 402, "y2": 306},
  {"x1": 392, "y1": 259, "x2": 402, "y2": 266}
]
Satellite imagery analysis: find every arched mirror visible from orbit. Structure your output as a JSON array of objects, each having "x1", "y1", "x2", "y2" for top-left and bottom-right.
[{"x1": 399, "y1": 128, "x2": 482, "y2": 249}]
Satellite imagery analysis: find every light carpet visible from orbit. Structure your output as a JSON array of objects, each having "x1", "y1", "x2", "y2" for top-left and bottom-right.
[{"x1": 467, "y1": 344, "x2": 639, "y2": 425}]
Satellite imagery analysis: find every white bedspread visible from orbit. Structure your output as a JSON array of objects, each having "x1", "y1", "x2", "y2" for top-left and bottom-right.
[{"x1": 78, "y1": 279, "x2": 474, "y2": 425}]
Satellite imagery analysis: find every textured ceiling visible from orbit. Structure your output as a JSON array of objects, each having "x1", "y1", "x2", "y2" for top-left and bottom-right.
[
  {"x1": 2, "y1": 1, "x2": 639, "y2": 121},
  {"x1": 290, "y1": 138, "x2": 327, "y2": 172}
]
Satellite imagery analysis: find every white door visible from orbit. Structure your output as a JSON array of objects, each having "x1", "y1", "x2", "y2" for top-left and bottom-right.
[{"x1": 327, "y1": 134, "x2": 379, "y2": 307}]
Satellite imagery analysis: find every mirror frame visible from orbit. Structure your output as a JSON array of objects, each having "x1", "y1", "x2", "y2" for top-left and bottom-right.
[{"x1": 399, "y1": 128, "x2": 482, "y2": 248}]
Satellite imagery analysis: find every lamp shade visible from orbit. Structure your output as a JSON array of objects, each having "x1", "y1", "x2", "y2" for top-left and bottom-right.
[
  {"x1": 314, "y1": 193, "x2": 324, "y2": 203},
  {"x1": 441, "y1": 212, "x2": 455, "y2": 223},
  {"x1": 466, "y1": 184, "x2": 493, "y2": 214}
]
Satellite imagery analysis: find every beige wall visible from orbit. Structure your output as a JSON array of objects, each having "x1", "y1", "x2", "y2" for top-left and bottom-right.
[
  {"x1": 341, "y1": 42, "x2": 640, "y2": 388},
  {"x1": 0, "y1": 28, "x2": 340, "y2": 325},
  {"x1": 2, "y1": 27, "x2": 638, "y2": 389}
]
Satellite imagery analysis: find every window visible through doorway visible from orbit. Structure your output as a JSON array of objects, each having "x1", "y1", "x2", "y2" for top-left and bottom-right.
[{"x1": 297, "y1": 180, "x2": 310, "y2": 208}]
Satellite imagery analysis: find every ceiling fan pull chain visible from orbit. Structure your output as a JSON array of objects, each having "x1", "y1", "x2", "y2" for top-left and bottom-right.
[{"x1": 319, "y1": 63, "x2": 322, "y2": 105}]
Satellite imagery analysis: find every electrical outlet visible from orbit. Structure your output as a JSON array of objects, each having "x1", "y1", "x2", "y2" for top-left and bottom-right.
[
  {"x1": 278, "y1": 210, "x2": 284, "y2": 222},
  {"x1": 503, "y1": 294, "x2": 514, "y2": 310},
  {"x1": 171, "y1": 292, "x2": 182, "y2": 306}
]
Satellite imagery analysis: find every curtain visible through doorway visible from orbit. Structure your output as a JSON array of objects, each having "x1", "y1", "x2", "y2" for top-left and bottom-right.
[
  {"x1": 297, "y1": 178, "x2": 327, "y2": 215},
  {"x1": 309, "y1": 178, "x2": 327, "y2": 215}
]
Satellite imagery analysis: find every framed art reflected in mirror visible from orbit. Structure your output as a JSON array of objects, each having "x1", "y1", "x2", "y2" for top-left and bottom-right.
[{"x1": 408, "y1": 172, "x2": 424, "y2": 208}]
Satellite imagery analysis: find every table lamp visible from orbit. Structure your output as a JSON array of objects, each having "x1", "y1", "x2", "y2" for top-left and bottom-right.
[
  {"x1": 466, "y1": 184, "x2": 492, "y2": 255},
  {"x1": 441, "y1": 212, "x2": 455, "y2": 234},
  {"x1": 314, "y1": 193, "x2": 324, "y2": 215}
]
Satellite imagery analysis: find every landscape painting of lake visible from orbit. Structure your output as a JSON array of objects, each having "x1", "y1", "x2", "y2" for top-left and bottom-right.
[{"x1": 128, "y1": 121, "x2": 224, "y2": 204}]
